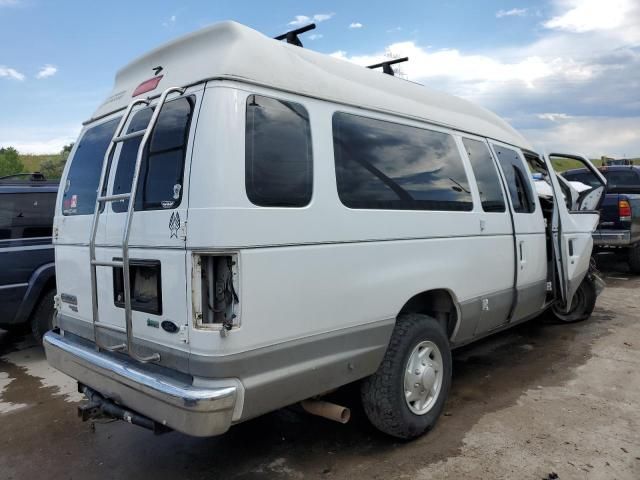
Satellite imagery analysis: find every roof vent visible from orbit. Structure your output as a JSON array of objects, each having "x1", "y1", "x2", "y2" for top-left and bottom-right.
[
  {"x1": 274, "y1": 23, "x2": 316, "y2": 48},
  {"x1": 367, "y1": 57, "x2": 409, "y2": 76}
]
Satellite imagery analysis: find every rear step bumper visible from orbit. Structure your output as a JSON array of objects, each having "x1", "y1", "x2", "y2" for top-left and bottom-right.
[{"x1": 44, "y1": 330, "x2": 239, "y2": 437}]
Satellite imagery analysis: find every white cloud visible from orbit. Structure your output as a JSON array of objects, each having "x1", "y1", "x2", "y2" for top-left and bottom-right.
[
  {"x1": 0, "y1": 0, "x2": 20, "y2": 6},
  {"x1": 349, "y1": 22, "x2": 363, "y2": 29},
  {"x1": 313, "y1": 13, "x2": 334, "y2": 22},
  {"x1": 288, "y1": 13, "x2": 334, "y2": 26},
  {"x1": 0, "y1": 65, "x2": 24, "y2": 81},
  {"x1": 0, "y1": 124, "x2": 80, "y2": 154},
  {"x1": 496, "y1": 8, "x2": 528, "y2": 18},
  {"x1": 162, "y1": 14, "x2": 176, "y2": 28},
  {"x1": 36, "y1": 64, "x2": 57, "y2": 79},
  {"x1": 537, "y1": 113, "x2": 572, "y2": 122},
  {"x1": 307, "y1": 33, "x2": 323, "y2": 40},
  {"x1": 544, "y1": 0, "x2": 633, "y2": 33},
  {"x1": 335, "y1": 42, "x2": 558, "y2": 91},
  {"x1": 522, "y1": 116, "x2": 640, "y2": 158},
  {"x1": 288, "y1": 15, "x2": 310, "y2": 26}
]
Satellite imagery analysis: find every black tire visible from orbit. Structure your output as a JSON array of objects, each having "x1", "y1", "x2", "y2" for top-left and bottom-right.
[
  {"x1": 360, "y1": 313, "x2": 452, "y2": 440},
  {"x1": 30, "y1": 289, "x2": 55, "y2": 343},
  {"x1": 551, "y1": 276, "x2": 596, "y2": 323},
  {"x1": 629, "y1": 243, "x2": 640, "y2": 274}
]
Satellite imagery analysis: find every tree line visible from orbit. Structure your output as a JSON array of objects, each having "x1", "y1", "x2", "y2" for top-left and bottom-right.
[{"x1": 0, "y1": 143, "x2": 73, "y2": 179}]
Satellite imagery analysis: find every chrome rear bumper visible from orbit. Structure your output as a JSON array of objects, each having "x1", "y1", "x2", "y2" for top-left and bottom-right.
[
  {"x1": 593, "y1": 230, "x2": 631, "y2": 246},
  {"x1": 43, "y1": 330, "x2": 241, "y2": 437}
]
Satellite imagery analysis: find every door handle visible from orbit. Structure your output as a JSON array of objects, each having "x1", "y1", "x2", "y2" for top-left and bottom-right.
[{"x1": 519, "y1": 240, "x2": 526, "y2": 269}]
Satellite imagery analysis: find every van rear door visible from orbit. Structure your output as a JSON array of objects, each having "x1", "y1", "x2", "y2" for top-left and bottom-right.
[
  {"x1": 543, "y1": 153, "x2": 605, "y2": 309},
  {"x1": 98, "y1": 88, "x2": 202, "y2": 357}
]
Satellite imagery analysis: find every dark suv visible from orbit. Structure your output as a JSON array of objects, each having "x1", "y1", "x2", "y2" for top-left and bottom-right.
[{"x1": 0, "y1": 172, "x2": 58, "y2": 340}]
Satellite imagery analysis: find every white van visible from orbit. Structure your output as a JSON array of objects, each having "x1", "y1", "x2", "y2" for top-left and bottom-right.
[{"x1": 44, "y1": 21, "x2": 606, "y2": 439}]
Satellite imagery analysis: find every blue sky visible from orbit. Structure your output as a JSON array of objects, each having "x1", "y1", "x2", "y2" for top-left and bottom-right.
[{"x1": 1, "y1": 0, "x2": 639, "y2": 157}]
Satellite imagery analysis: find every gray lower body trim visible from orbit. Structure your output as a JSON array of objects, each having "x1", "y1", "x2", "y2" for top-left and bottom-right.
[
  {"x1": 452, "y1": 280, "x2": 547, "y2": 346},
  {"x1": 57, "y1": 313, "x2": 394, "y2": 422}
]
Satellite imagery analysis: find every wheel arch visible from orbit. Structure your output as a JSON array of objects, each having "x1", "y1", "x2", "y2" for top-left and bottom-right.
[
  {"x1": 13, "y1": 262, "x2": 56, "y2": 325},
  {"x1": 398, "y1": 288, "x2": 461, "y2": 340}
]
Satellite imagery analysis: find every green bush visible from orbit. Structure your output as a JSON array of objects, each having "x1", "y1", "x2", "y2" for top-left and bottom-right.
[{"x1": 0, "y1": 147, "x2": 24, "y2": 177}]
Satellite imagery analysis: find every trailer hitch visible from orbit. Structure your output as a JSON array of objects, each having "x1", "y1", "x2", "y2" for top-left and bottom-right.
[{"x1": 77, "y1": 384, "x2": 171, "y2": 435}]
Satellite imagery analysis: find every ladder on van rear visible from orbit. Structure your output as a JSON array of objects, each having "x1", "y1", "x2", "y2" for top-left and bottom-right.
[{"x1": 87, "y1": 86, "x2": 185, "y2": 363}]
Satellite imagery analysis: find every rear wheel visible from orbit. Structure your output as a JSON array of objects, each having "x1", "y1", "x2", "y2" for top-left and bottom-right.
[
  {"x1": 551, "y1": 276, "x2": 596, "y2": 323},
  {"x1": 31, "y1": 289, "x2": 55, "y2": 343},
  {"x1": 628, "y1": 243, "x2": 640, "y2": 274},
  {"x1": 361, "y1": 313, "x2": 452, "y2": 439}
]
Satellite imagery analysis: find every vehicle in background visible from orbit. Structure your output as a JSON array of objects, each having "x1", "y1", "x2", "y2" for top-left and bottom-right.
[
  {"x1": 0, "y1": 172, "x2": 58, "y2": 341},
  {"x1": 563, "y1": 165, "x2": 640, "y2": 273},
  {"x1": 44, "y1": 21, "x2": 606, "y2": 440}
]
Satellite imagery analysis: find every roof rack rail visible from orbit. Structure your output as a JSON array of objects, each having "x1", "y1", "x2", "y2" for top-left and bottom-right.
[
  {"x1": 0, "y1": 172, "x2": 47, "y2": 183},
  {"x1": 367, "y1": 57, "x2": 409, "y2": 76},
  {"x1": 274, "y1": 23, "x2": 316, "y2": 48}
]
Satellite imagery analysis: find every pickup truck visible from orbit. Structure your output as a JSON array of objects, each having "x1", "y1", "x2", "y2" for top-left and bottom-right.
[{"x1": 563, "y1": 165, "x2": 640, "y2": 273}]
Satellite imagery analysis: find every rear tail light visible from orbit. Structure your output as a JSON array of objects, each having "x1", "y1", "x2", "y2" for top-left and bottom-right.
[
  {"x1": 132, "y1": 75, "x2": 163, "y2": 97},
  {"x1": 619, "y1": 199, "x2": 631, "y2": 222}
]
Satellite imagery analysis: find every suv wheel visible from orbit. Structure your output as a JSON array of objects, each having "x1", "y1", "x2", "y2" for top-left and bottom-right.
[
  {"x1": 628, "y1": 243, "x2": 640, "y2": 274},
  {"x1": 551, "y1": 276, "x2": 596, "y2": 323},
  {"x1": 31, "y1": 290, "x2": 55, "y2": 343},
  {"x1": 361, "y1": 313, "x2": 452, "y2": 439}
]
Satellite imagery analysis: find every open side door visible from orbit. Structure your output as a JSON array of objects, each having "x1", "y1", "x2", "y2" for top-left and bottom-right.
[{"x1": 543, "y1": 153, "x2": 606, "y2": 311}]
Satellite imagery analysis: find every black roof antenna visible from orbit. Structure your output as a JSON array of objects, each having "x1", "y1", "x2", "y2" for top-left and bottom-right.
[
  {"x1": 367, "y1": 57, "x2": 409, "y2": 76},
  {"x1": 274, "y1": 23, "x2": 316, "y2": 48}
]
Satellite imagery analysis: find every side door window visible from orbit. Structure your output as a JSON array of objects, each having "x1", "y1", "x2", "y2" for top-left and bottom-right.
[
  {"x1": 493, "y1": 145, "x2": 536, "y2": 213},
  {"x1": 461, "y1": 138, "x2": 506, "y2": 212}
]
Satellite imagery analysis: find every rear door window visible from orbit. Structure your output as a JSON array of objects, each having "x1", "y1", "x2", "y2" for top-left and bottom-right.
[
  {"x1": 0, "y1": 192, "x2": 56, "y2": 239},
  {"x1": 493, "y1": 145, "x2": 536, "y2": 213},
  {"x1": 111, "y1": 96, "x2": 194, "y2": 212},
  {"x1": 62, "y1": 118, "x2": 120, "y2": 216}
]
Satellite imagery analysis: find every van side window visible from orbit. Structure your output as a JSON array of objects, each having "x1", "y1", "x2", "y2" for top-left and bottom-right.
[
  {"x1": 245, "y1": 95, "x2": 313, "y2": 207},
  {"x1": 462, "y1": 138, "x2": 505, "y2": 212},
  {"x1": 0, "y1": 193, "x2": 56, "y2": 239},
  {"x1": 112, "y1": 96, "x2": 194, "y2": 212},
  {"x1": 493, "y1": 145, "x2": 535, "y2": 213},
  {"x1": 333, "y1": 112, "x2": 472, "y2": 211},
  {"x1": 62, "y1": 118, "x2": 120, "y2": 216}
]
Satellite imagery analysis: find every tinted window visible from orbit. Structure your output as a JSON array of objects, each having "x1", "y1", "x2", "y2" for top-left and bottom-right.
[
  {"x1": 333, "y1": 112, "x2": 472, "y2": 211},
  {"x1": 0, "y1": 192, "x2": 56, "y2": 239},
  {"x1": 606, "y1": 170, "x2": 640, "y2": 188},
  {"x1": 62, "y1": 118, "x2": 120, "y2": 215},
  {"x1": 493, "y1": 145, "x2": 535, "y2": 213},
  {"x1": 462, "y1": 138, "x2": 505, "y2": 212},
  {"x1": 245, "y1": 95, "x2": 313, "y2": 207},
  {"x1": 112, "y1": 97, "x2": 193, "y2": 212}
]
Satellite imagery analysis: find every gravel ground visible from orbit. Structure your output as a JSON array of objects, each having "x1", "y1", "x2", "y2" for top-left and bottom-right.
[{"x1": 0, "y1": 254, "x2": 638, "y2": 480}]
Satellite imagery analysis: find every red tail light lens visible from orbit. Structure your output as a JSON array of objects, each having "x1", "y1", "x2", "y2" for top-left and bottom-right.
[
  {"x1": 619, "y1": 199, "x2": 631, "y2": 221},
  {"x1": 132, "y1": 75, "x2": 163, "y2": 97}
]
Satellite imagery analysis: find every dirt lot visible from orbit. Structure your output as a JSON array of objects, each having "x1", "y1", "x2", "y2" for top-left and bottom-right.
[{"x1": 0, "y1": 255, "x2": 638, "y2": 480}]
